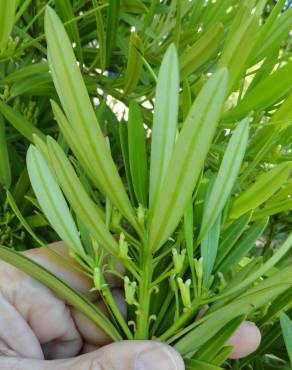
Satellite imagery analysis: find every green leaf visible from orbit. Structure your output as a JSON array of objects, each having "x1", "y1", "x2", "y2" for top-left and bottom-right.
[
  {"x1": 128, "y1": 101, "x2": 148, "y2": 207},
  {"x1": 199, "y1": 118, "x2": 249, "y2": 240},
  {"x1": 106, "y1": 0, "x2": 120, "y2": 65},
  {"x1": 149, "y1": 68, "x2": 228, "y2": 251},
  {"x1": 149, "y1": 43, "x2": 179, "y2": 207},
  {"x1": 185, "y1": 358, "x2": 224, "y2": 370},
  {"x1": 27, "y1": 145, "x2": 84, "y2": 255},
  {"x1": 45, "y1": 6, "x2": 137, "y2": 230},
  {"x1": 91, "y1": 0, "x2": 106, "y2": 71},
  {"x1": 0, "y1": 246, "x2": 122, "y2": 341},
  {"x1": 174, "y1": 263, "x2": 292, "y2": 356},
  {"x1": 201, "y1": 212, "x2": 221, "y2": 288},
  {"x1": 224, "y1": 61, "x2": 292, "y2": 123},
  {"x1": 0, "y1": 101, "x2": 45, "y2": 142},
  {"x1": 218, "y1": 217, "x2": 268, "y2": 272},
  {"x1": 250, "y1": 5, "x2": 292, "y2": 65},
  {"x1": 6, "y1": 190, "x2": 44, "y2": 245},
  {"x1": 195, "y1": 315, "x2": 245, "y2": 364},
  {"x1": 215, "y1": 212, "x2": 252, "y2": 270},
  {"x1": 55, "y1": 0, "x2": 83, "y2": 65},
  {"x1": 0, "y1": 62, "x2": 48, "y2": 85},
  {"x1": 46, "y1": 137, "x2": 119, "y2": 256},
  {"x1": 218, "y1": 3, "x2": 260, "y2": 91},
  {"x1": 124, "y1": 32, "x2": 144, "y2": 94},
  {"x1": 280, "y1": 312, "x2": 292, "y2": 364},
  {"x1": 230, "y1": 162, "x2": 292, "y2": 219},
  {"x1": 0, "y1": 115, "x2": 11, "y2": 188},
  {"x1": 0, "y1": 0, "x2": 16, "y2": 52},
  {"x1": 180, "y1": 22, "x2": 223, "y2": 81}
]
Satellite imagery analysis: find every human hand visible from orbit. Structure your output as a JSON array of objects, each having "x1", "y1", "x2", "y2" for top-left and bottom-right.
[{"x1": 0, "y1": 242, "x2": 261, "y2": 369}]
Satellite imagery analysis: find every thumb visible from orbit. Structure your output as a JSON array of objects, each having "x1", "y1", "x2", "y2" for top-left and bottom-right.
[{"x1": 0, "y1": 341, "x2": 185, "y2": 370}]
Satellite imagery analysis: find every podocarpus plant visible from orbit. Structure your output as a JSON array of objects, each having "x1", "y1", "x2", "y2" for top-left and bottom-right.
[{"x1": 0, "y1": 1, "x2": 292, "y2": 369}]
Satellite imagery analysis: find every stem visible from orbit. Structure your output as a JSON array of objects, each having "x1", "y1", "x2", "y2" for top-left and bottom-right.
[
  {"x1": 102, "y1": 286, "x2": 133, "y2": 339},
  {"x1": 135, "y1": 235, "x2": 153, "y2": 339}
]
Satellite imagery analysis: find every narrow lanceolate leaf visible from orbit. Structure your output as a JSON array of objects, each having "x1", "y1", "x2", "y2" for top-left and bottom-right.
[
  {"x1": 199, "y1": 118, "x2": 249, "y2": 240},
  {"x1": 184, "y1": 358, "x2": 224, "y2": 370},
  {"x1": 280, "y1": 312, "x2": 292, "y2": 364},
  {"x1": 149, "y1": 68, "x2": 228, "y2": 251},
  {"x1": 224, "y1": 61, "x2": 292, "y2": 123},
  {"x1": 0, "y1": 116, "x2": 11, "y2": 188},
  {"x1": 91, "y1": 0, "x2": 106, "y2": 71},
  {"x1": 106, "y1": 0, "x2": 120, "y2": 65},
  {"x1": 0, "y1": 101, "x2": 45, "y2": 142},
  {"x1": 46, "y1": 137, "x2": 119, "y2": 256},
  {"x1": 0, "y1": 246, "x2": 122, "y2": 341},
  {"x1": 128, "y1": 102, "x2": 148, "y2": 207},
  {"x1": 124, "y1": 32, "x2": 144, "y2": 94},
  {"x1": 201, "y1": 213, "x2": 221, "y2": 288},
  {"x1": 0, "y1": 0, "x2": 16, "y2": 52},
  {"x1": 45, "y1": 7, "x2": 137, "y2": 230},
  {"x1": 230, "y1": 162, "x2": 292, "y2": 219},
  {"x1": 174, "y1": 264, "x2": 292, "y2": 356},
  {"x1": 149, "y1": 44, "x2": 179, "y2": 207},
  {"x1": 218, "y1": 218, "x2": 268, "y2": 273},
  {"x1": 180, "y1": 23, "x2": 223, "y2": 81},
  {"x1": 27, "y1": 145, "x2": 84, "y2": 255},
  {"x1": 218, "y1": 3, "x2": 260, "y2": 91},
  {"x1": 6, "y1": 190, "x2": 44, "y2": 245}
]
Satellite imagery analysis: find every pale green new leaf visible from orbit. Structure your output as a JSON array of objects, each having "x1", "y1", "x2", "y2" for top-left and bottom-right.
[
  {"x1": 149, "y1": 43, "x2": 179, "y2": 207},
  {"x1": 149, "y1": 68, "x2": 228, "y2": 251},
  {"x1": 180, "y1": 22, "x2": 223, "y2": 81},
  {"x1": 280, "y1": 312, "x2": 292, "y2": 364},
  {"x1": 0, "y1": 0, "x2": 16, "y2": 52},
  {"x1": 46, "y1": 137, "x2": 118, "y2": 256},
  {"x1": 45, "y1": 7, "x2": 137, "y2": 230},
  {"x1": 27, "y1": 145, "x2": 84, "y2": 255},
  {"x1": 230, "y1": 162, "x2": 292, "y2": 219},
  {"x1": 199, "y1": 118, "x2": 249, "y2": 240},
  {"x1": 224, "y1": 61, "x2": 292, "y2": 123}
]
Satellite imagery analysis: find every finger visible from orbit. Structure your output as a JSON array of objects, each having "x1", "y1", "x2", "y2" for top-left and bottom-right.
[
  {"x1": 72, "y1": 288, "x2": 126, "y2": 347},
  {"x1": 0, "y1": 294, "x2": 43, "y2": 360},
  {"x1": 0, "y1": 261, "x2": 82, "y2": 359},
  {"x1": 227, "y1": 321, "x2": 261, "y2": 359},
  {"x1": 0, "y1": 341, "x2": 185, "y2": 370}
]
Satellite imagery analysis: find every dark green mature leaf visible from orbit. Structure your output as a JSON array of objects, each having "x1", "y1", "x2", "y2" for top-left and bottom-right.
[
  {"x1": 0, "y1": 101, "x2": 45, "y2": 142},
  {"x1": 218, "y1": 217, "x2": 268, "y2": 272},
  {"x1": 128, "y1": 101, "x2": 148, "y2": 207},
  {"x1": 149, "y1": 43, "x2": 179, "y2": 207},
  {"x1": 199, "y1": 118, "x2": 249, "y2": 240},
  {"x1": 149, "y1": 68, "x2": 228, "y2": 251},
  {"x1": 124, "y1": 32, "x2": 144, "y2": 94},
  {"x1": 0, "y1": 115, "x2": 11, "y2": 188},
  {"x1": 280, "y1": 312, "x2": 292, "y2": 364},
  {"x1": 45, "y1": 6, "x2": 138, "y2": 230},
  {"x1": 230, "y1": 162, "x2": 292, "y2": 219},
  {"x1": 0, "y1": 246, "x2": 122, "y2": 341},
  {"x1": 106, "y1": 0, "x2": 120, "y2": 65}
]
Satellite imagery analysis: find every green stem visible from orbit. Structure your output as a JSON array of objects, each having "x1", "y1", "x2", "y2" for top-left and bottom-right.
[
  {"x1": 135, "y1": 235, "x2": 153, "y2": 339},
  {"x1": 102, "y1": 286, "x2": 133, "y2": 339}
]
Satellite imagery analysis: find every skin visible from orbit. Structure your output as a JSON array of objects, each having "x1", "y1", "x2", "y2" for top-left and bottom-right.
[{"x1": 0, "y1": 242, "x2": 261, "y2": 369}]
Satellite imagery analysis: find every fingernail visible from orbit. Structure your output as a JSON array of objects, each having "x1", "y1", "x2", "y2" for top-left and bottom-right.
[{"x1": 135, "y1": 344, "x2": 183, "y2": 370}]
